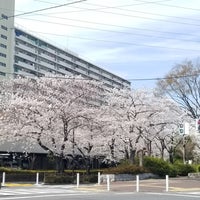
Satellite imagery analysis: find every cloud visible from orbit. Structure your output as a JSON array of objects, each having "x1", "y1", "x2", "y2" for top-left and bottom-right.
[{"x1": 15, "y1": 0, "x2": 200, "y2": 88}]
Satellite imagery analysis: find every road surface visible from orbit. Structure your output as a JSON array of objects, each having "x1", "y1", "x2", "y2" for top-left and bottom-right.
[{"x1": 0, "y1": 185, "x2": 200, "y2": 200}]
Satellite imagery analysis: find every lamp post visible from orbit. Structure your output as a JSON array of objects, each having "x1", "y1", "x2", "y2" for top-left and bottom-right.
[{"x1": 179, "y1": 122, "x2": 189, "y2": 164}]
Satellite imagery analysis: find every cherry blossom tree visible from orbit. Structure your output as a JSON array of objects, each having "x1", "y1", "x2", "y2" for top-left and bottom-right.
[
  {"x1": 102, "y1": 88, "x2": 153, "y2": 164},
  {"x1": 0, "y1": 76, "x2": 192, "y2": 170},
  {"x1": 0, "y1": 76, "x2": 104, "y2": 172},
  {"x1": 103, "y1": 88, "x2": 187, "y2": 164}
]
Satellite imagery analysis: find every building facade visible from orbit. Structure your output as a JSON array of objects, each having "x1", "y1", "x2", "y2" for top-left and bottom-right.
[
  {"x1": 0, "y1": 0, "x2": 130, "y2": 89},
  {"x1": 14, "y1": 28, "x2": 130, "y2": 89},
  {"x1": 0, "y1": 0, "x2": 15, "y2": 77}
]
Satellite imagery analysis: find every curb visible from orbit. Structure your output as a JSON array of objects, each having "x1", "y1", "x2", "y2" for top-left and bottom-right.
[{"x1": 2, "y1": 183, "x2": 35, "y2": 187}]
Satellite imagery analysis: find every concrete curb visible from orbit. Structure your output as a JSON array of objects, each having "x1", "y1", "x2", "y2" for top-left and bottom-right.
[{"x1": 2, "y1": 183, "x2": 35, "y2": 187}]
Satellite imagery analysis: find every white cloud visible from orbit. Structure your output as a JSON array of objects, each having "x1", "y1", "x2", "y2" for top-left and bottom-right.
[{"x1": 15, "y1": 0, "x2": 200, "y2": 88}]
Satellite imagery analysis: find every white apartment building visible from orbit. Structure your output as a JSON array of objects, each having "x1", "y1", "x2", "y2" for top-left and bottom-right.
[
  {"x1": 0, "y1": 0, "x2": 131, "y2": 89},
  {"x1": 0, "y1": 0, "x2": 15, "y2": 77}
]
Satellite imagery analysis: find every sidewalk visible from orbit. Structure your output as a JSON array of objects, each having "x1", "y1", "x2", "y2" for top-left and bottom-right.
[
  {"x1": 77, "y1": 177, "x2": 200, "y2": 193},
  {"x1": 2, "y1": 177, "x2": 200, "y2": 193}
]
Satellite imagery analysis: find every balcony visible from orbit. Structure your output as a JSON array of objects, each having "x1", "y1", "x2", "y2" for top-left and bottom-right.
[
  {"x1": 90, "y1": 68, "x2": 101, "y2": 75},
  {"x1": 75, "y1": 67, "x2": 87, "y2": 75},
  {"x1": 76, "y1": 60, "x2": 88, "y2": 70},
  {"x1": 58, "y1": 68, "x2": 74, "y2": 76},
  {"x1": 15, "y1": 60, "x2": 36, "y2": 72},
  {"x1": 16, "y1": 43, "x2": 36, "y2": 54},
  {"x1": 88, "y1": 73, "x2": 99, "y2": 80},
  {"x1": 39, "y1": 60, "x2": 55, "y2": 70},
  {"x1": 16, "y1": 52, "x2": 36, "y2": 62},
  {"x1": 38, "y1": 45, "x2": 55, "y2": 54},
  {"x1": 57, "y1": 60, "x2": 68, "y2": 67},
  {"x1": 15, "y1": 70, "x2": 36, "y2": 77},
  {"x1": 58, "y1": 53, "x2": 73, "y2": 63},
  {"x1": 40, "y1": 53, "x2": 56, "y2": 62},
  {"x1": 102, "y1": 79, "x2": 112, "y2": 86},
  {"x1": 16, "y1": 35, "x2": 37, "y2": 46},
  {"x1": 102, "y1": 72, "x2": 112, "y2": 80}
]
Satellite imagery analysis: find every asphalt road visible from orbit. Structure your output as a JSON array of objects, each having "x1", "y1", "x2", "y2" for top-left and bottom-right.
[
  {"x1": 1, "y1": 192, "x2": 200, "y2": 200},
  {"x1": 0, "y1": 177, "x2": 200, "y2": 200}
]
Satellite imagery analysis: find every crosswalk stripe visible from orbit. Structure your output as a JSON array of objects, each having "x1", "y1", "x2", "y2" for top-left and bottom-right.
[{"x1": 0, "y1": 187, "x2": 79, "y2": 196}]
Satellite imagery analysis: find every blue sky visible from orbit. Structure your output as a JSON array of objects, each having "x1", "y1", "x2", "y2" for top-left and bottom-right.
[{"x1": 14, "y1": 0, "x2": 200, "y2": 89}]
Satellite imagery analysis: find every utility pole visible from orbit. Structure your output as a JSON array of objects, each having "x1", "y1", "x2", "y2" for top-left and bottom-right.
[
  {"x1": 179, "y1": 122, "x2": 189, "y2": 164},
  {"x1": 183, "y1": 134, "x2": 186, "y2": 164}
]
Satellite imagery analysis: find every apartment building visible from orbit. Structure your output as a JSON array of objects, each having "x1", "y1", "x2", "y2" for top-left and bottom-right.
[
  {"x1": 14, "y1": 28, "x2": 130, "y2": 88},
  {"x1": 0, "y1": 0, "x2": 15, "y2": 77},
  {"x1": 0, "y1": 0, "x2": 131, "y2": 89}
]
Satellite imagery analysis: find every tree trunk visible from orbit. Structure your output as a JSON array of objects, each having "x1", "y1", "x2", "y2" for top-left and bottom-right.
[
  {"x1": 146, "y1": 140, "x2": 152, "y2": 156},
  {"x1": 124, "y1": 147, "x2": 129, "y2": 159},
  {"x1": 129, "y1": 149, "x2": 136, "y2": 164},
  {"x1": 56, "y1": 156, "x2": 64, "y2": 173},
  {"x1": 109, "y1": 138, "x2": 115, "y2": 160},
  {"x1": 169, "y1": 151, "x2": 174, "y2": 164},
  {"x1": 85, "y1": 156, "x2": 91, "y2": 175},
  {"x1": 28, "y1": 154, "x2": 36, "y2": 170}
]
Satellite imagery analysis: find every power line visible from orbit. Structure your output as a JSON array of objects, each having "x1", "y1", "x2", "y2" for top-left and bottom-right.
[
  {"x1": 14, "y1": 0, "x2": 87, "y2": 17},
  {"x1": 16, "y1": 3, "x2": 200, "y2": 28},
  {"x1": 33, "y1": 0, "x2": 172, "y2": 8},
  {"x1": 71, "y1": 9, "x2": 200, "y2": 27},
  {"x1": 17, "y1": 14, "x2": 200, "y2": 40},
  {"x1": 3, "y1": 71, "x2": 200, "y2": 82},
  {"x1": 1, "y1": 0, "x2": 87, "y2": 20},
  {"x1": 82, "y1": 1, "x2": 200, "y2": 23},
  {"x1": 14, "y1": 1, "x2": 200, "y2": 43},
  {"x1": 33, "y1": 0, "x2": 58, "y2": 5},
  {"x1": 20, "y1": 0, "x2": 200, "y2": 26},
  {"x1": 16, "y1": 17, "x2": 200, "y2": 47},
  {"x1": 16, "y1": 27, "x2": 200, "y2": 52},
  {"x1": 128, "y1": 73, "x2": 200, "y2": 81},
  {"x1": 133, "y1": 0, "x2": 200, "y2": 12}
]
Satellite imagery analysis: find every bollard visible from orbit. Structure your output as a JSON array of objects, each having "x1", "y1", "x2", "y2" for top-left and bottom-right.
[
  {"x1": 77, "y1": 173, "x2": 80, "y2": 188},
  {"x1": 106, "y1": 175, "x2": 110, "y2": 191},
  {"x1": 136, "y1": 175, "x2": 139, "y2": 192},
  {"x1": 166, "y1": 175, "x2": 169, "y2": 192},
  {"x1": 98, "y1": 172, "x2": 101, "y2": 185},
  {"x1": 2, "y1": 172, "x2": 5, "y2": 187},
  {"x1": 35, "y1": 172, "x2": 39, "y2": 185}
]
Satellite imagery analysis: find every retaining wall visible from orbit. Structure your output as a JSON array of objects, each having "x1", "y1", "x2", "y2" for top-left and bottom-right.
[{"x1": 100, "y1": 173, "x2": 158, "y2": 183}]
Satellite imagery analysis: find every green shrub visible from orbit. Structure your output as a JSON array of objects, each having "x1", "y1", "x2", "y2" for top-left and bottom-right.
[
  {"x1": 168, "y1": 165, "x2": 178, "y2": 177},
  {"x1": 80, "y1": 174, "x2": 97, "y2": 183},
  {"x1": 103, "y1": 164, "x2": 147, "y2": 175},
  {"x1": 174, "y1": 162, "x2": 196, "y2": 176},
  {"x1": 197, "y1": 165, "x2": 200, "y2": 172},
  {"x1": 44, "y1": 174, "x2": 74, "y2": 184},
  {"x1": 0, "y1": 168, "x2": 100, "y2": 184},
  {"x1": 143, "y1": 157, "x2": 176, "y2": 177},
  {"x1": 44, "y1": 173, "x2": 98, "y2": 184}
]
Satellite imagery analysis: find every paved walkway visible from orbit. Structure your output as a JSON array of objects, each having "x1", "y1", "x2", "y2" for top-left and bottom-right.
[
  {"x1": 2, "y1": 177, "x2": 200, "y2": 193},
  {"x1": 77, "y1": 177, "x2": 200, "y2": 193}
]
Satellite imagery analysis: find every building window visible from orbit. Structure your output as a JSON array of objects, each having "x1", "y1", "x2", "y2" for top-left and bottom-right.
[
  {"x1": 1, "y1": 14, "x2": 8, "y2": 20},
  {"x1": 0, "y1": 43, "x2": 7, "y2": 49},
  {"x1": 0, "y1": 53, "x2": 6, "y2": 58},
  {"x1": 1, "y1": 25, "x2": 7, "y2": 31},
  {"x1": 0, "y1": 71, "x2": 6, "y2": 76},
  {"x1": 0, "y1": 62, "x2": 6, "y2": 67},
  {"x1": 1, "y1": 34, "x2": 7, "y2": 40}
]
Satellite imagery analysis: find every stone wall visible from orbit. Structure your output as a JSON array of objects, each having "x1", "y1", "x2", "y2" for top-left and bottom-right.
[
  {"x1": 188, "y1": 173, "x2": 200, "y2": 178},
  {"x1": 100, "y1": 173, "x2": 158, "y2": 183}
]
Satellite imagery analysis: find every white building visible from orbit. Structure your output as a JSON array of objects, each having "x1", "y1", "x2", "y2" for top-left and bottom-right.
[
  {"x1": 0, "y1": 0, "x2": 15, "y2": 77},
  {"x1": 0, "y1": 0, "x2": 130, "y2": 89}
]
